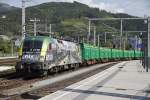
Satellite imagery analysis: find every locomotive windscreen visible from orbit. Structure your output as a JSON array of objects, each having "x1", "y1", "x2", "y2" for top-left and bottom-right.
[{"x1": 23, "y1": 40, "x2": 43, "y2": 52}]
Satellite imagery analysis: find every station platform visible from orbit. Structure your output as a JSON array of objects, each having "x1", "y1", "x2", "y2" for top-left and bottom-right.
[
  {"x1": 0, "y1": 66, "x2": 14, "y2": 72},
  {"x1": 39, "y1": 60, "x2": 150, "y2": 100}
]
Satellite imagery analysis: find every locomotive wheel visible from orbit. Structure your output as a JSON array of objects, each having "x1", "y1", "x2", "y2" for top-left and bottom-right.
[
  {"x1": 75, "y1": 63, "x2": 79, "y2": 69},
  {"x1": 15, "y1": 62, "x2": 23, "y2": 73}
]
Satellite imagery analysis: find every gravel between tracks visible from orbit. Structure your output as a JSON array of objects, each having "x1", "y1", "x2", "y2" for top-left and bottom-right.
[{"x1": 0, "y1": 62, "x2": 118, "y2": 100}]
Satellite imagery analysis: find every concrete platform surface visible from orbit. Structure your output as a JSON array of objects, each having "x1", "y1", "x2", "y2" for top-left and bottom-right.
[
  {"x1": 0, "y1": 56, "x2": 17, "y2": 59},
  {"x1": 39, "y1": 60, "x2": 150, "y2": 100}
]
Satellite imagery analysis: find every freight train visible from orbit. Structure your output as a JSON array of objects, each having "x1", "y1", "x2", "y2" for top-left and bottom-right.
[{"x1": 15, "y1": 36, "x2": 143, "y2": 75}]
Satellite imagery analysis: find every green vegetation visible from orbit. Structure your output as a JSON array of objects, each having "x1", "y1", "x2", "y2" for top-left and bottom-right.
[
  {"x1": 0, "y1": 1, "x2": 146, "y2": 37},
  {"x1": 0, "y1": 39, "x2": 11, "y2": 53},
  {"x1": 0, "y1": 1, "x2": 147, "y2": 53}
]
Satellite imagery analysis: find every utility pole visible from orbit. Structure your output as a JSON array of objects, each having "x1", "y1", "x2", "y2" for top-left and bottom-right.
[
  {"x1": 147, "y1": 18, "x2": 150, "y2": 72},
  {"x1": 11, "y1": 41, "x2": 14, "y2": 56},
  {"x1": 49, "y1": 24, "x2": 52, "y2": 33},
  {"x1": 120, "y1": 19, "x2": 123, "y2": 50},
  {"x1": 49, "y1": 24, "x2": 52, "y2": 36},
  {"x1": 88, "y1": 20, "x2": 91, "y2": 43},
  {"x1": 94, "y1": 26, "x2": 96, "y2": 46},
  {"x1": 123, "y1": 37, "x2": 125, "y2": 50},
  {"x1": 78, "y1": 36, "x2": 80, "y2": 43},
  {"x1": 98, "y1": 34, "x2": 100, "y2": 47},
  {"x1": 34, "y1": 19, "x2": 37, "y2": 36},
  {"x1": 83, "y1": 37, "x2": 85, "y2": 43},
  {"x1": 104, "y1": 32, "x2": 107, "y2": 44},
  {"x1": 135, "y1": 35, "x2": 138, "y2": 50},
  {"x1": 125, "y1": 33, "x2": 128, "y2": 50},
  {"x1": 45, "y1": 23, "x2": 47, "y2": 32},
  {"x1": 22, "y1": 0, "x2": 26, "y2": 40},
  {"x1": 30, "y1": 18, "x2": 40, "y2": 36}
]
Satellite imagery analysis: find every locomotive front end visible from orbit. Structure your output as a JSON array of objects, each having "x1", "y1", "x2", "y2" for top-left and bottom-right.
[{"x1": 15, "y1": 36, "x2": 49, "y2": 75}]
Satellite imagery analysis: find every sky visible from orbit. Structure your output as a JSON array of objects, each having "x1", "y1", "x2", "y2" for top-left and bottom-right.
[{"x1": 0, "y1": 0, "x2": 150, "y2": 17}]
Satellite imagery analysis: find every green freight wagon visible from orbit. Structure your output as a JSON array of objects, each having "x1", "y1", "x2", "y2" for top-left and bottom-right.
[
  {"x1": 129, "y1": 50, "x2": 135, "y2": 58},
  {"x1": 80, "y1": 43, "x2": 100, "y2": 61},
  {"x1": 80, "y1": 43, "x2": 91, "y2": 61},
  {"x1": 80, "y1": 43, "x2": 143, "y2": 62},
  {"x1": 123, "y1": 50, "x2": 128, "y2": 58},
  {"x1": 111, "y1": 49, "x2": 118, "y2": 59},
  {"x1": 99, "y1": 47, "x2": 111, "y2": 59},
  {"x1": 91, "y1": 46, "x2": 99, "y2": 59},
  {"x1": 119, "y1": 50, "x2": 124, "y2": 58},
  {"x1": 99, "y1": 47, "x2": 105, "y2": 59},
  {"x1": 104, "y1": 48, "x2": 111, "y2": 59},
  {"x1": 134, "y1": 50, "x2": 142, "y2": 58},
  {"x1": 115, "y1": 49, "x2": 123, "y2": 58}
]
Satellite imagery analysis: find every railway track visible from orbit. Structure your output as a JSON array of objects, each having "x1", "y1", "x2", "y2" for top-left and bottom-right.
[
  {"x1": 0, "y1": 58, "x2": 18, "y2": 66},
  {"x1": 0, "y1": 58, "x2": 17, "y2": 77},
  {"x1": 0, "y1": 61, "x2": 118, "y2": 100}
]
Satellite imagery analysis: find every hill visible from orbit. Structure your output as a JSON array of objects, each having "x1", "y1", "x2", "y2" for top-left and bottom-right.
[
  {"x1": 0, "y1": 3, "x2": 17, "y2": 13},
  {"x1": 0, "y1": 1, "x2": 146, "y2": 38}
]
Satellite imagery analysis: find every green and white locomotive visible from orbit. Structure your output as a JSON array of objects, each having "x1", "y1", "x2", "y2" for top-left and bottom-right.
[{"x1": 16, "y1": 36, "x2": 81, "y2": 75}]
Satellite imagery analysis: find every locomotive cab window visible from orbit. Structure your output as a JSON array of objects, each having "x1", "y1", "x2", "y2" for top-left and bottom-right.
[{"x1": 23, "y1": 40, "x2": 43, "y2": 52}]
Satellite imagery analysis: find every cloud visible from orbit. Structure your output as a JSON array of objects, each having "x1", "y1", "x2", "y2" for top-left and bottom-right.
[
  {"x1": 90, "y1": 0, "x2": 150, "y2": 16},
  {"x1": 56, "y1": 0, "x2": 125, "y2": 13},
  {"x1": 91, "y1": 2, "x2": 125, "y2": 13},
  {"x1": 0, "y1": 0, "x2": 150, "y2": 17}
]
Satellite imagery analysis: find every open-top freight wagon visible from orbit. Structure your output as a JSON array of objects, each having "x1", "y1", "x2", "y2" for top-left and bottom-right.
[{"x1": 15, "y1": 36, "x2": 143, "y2": 75}]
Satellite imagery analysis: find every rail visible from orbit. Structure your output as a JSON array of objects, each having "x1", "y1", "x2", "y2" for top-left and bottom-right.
[{"x1": 0, "y1": 56, "x2": 18, "y2": 60}]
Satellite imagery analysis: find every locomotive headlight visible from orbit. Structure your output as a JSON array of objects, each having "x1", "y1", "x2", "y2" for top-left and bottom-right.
[{"x1": 40, "y1": 56, "x2": 45, "y2": 61}]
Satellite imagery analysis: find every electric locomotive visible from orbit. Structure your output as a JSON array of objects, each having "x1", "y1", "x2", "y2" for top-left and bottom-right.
[{"x1": 16, "y1": 36, "x2": 81, "y2": 75}]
